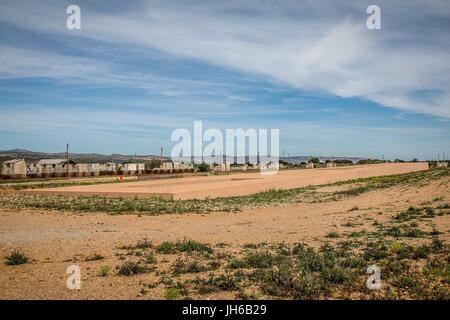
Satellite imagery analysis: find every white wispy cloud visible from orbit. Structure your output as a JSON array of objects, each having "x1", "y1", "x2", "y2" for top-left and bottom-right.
[
  {"x1": 0, "y1": 45, "x2": 111, "y2": 81},
  {"x1": 0, "y1": 0, "x2": 450, "y2": 118}
]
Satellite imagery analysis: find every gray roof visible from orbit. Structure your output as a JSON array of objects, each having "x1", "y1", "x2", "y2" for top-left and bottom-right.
[
  {"x1": 3, "y1": 159, "x2": 24, "y2": 164},
  {"x1": 38, "y1": 159, "x2": 69, "y2": 165}
]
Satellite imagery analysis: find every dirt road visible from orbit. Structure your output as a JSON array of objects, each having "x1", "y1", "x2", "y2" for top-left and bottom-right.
[
  {"x1": 23, "y1": 163, "x2": 428, "y2": 199},
  {"x1": 0, "y1": 168, "x2": 448, "y2": 299}
]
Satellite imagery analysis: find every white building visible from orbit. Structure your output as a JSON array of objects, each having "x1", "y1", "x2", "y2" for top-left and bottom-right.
[
  {"x1": 120, "y1": 163, "x2": 145, "y2": 174},
  {"x1": 1, "y1": 159, "x2": 27, "y2": 179},
  {"x1": 437, "y1": 161, "x2": 448, "y2": 168},
  {"x1": 99, "y1": 163, "x2": 118, "y2": 174},
  {"x1": 77, "y1": 163, "x2": 100, "y2": 177},
  {"x1": 39, "y1": 159, "x2": 77, "y2": 177}
]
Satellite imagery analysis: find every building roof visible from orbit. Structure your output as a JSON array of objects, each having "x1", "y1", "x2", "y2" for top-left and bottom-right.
[
  {"x1": 3, "y1": 159, "x2": 24, "y2": 164},
  {"x1": 38, "y1": 159, "x2": 76, "y2": 165}
]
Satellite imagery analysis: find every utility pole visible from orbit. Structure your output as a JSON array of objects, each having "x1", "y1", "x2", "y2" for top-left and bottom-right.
[
  {"x1": 65, "y1": 143, "x2": 70, "y2": 177},
  {"x1": 160, "y1": 147, "x2": 163, "y2": 159}
]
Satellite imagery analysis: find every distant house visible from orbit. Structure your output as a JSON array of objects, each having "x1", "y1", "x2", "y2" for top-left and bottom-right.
[
  {"x1": 437, "y1": 161, "x2": 448, "y2": 168},
  {"x1": 152, "y1": 161, "x2": 173, "y2": 174},
  {"x1": 25, "y1": 160, "x2": 40, "y2": 178},
  {"x1": 38, "y1": 159, "x2": 77, "y2": 177},
  {"x1": 77, "y1": 163, "x2": 100, "y2": 177},
  {"x1": 173, "y1": 162, "x2": 194, "y2": 173},
  {"x1": 1, "y1": 159, "x2": 27, "y2": 179},
  {"x1": 161, "y1": 161, "x2": 173, "y2": 171},
  {"x1": 305, "y1": 163, "x2": 314, "y2": 169},
  {"x1": 212, "y1": 162, "x2": 231, "y2": 172},
  {"x1": 230, "y1": 164, "x2": 247, "y2": 171},
  {"x1": 99, "y1": 163, "x2": 118, "y2": 174},
  {"x1": 120, "y1": 163, "x2": 145, "y2": 175},
  {"x1": 326, "y1": 162, "x2": 337, "y2": 168},
  {"x1": 258, "y1": 163, "x2": 267, "y2": 171}
]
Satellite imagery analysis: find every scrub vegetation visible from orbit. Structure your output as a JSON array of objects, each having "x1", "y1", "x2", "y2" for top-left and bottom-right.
[
  {"x1": 116, "y1": 233, "x2": 449, "y2": 299},
  {"x1": 0, "y1": 168, "x2": 448, "y2": 215}
]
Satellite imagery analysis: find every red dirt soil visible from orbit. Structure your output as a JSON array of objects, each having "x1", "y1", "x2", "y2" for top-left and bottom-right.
[{"x1": 22, "y1": 163, "x2": 429, "y2": 200}]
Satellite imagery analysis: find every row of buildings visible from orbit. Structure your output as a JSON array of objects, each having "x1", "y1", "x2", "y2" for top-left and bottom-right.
[
  {"x1": 1, "y1": 159, "x2": 150, "y2": 179},
  {"x1": 436, "y1": 161, "x2": 449, "y2": 168},
  {"x1": 1, "y1": 158, "x2": 284, "y2": 179},
  {"x1": 147, "y1": 161, "x2": 277, "y2": 173}
]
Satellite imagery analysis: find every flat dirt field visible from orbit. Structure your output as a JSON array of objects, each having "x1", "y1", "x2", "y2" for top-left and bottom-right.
[
  {"x1": 23, "y1": 163, "x2": 429, "y2": 199},
  {"x1": 0, "y1": 165, "x2": 449, "y2": 300}
]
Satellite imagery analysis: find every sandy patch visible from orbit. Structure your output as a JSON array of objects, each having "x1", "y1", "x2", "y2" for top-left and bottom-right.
[
  {"x1": 22, "y1": 163, "x2": 428, "y2": 200},
  {"x1": 0, "y1": 170, "x2": 448, "y2": 299}
]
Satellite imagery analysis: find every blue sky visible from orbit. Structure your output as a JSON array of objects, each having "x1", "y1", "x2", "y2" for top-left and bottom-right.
[{"x1": 0, "y1": 0, "x2": 449, "y2": 160}]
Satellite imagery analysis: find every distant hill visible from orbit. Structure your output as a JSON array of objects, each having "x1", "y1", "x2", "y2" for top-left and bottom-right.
[
  {"x1": 0, "y1": 149, "x2": 34, "y2": 153},
  {"x1": 281, "y1": 156, "x2": 365, "y2": 164},
  {"x1": 0, "y1": 149, "x2": 163, "y2": 163},
  {"x1": 0, "y1": 149, "x2": 367, "y2": 164},
  {"x1": 172, "y1": 155, "x2": 367, "y2": 164}
]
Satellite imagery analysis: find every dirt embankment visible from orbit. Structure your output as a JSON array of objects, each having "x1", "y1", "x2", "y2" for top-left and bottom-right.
[
  {"x1": 22, "y1": 163, "x2": 428, "y2": 199},
  {"x1": 0, "y1": 167, "x2": 448, "y2": 299}
]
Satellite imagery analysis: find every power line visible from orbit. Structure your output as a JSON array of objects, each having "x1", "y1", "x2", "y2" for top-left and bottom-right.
[{"x1": 66, "y1": 143, "x2": 70, "y2": 176}]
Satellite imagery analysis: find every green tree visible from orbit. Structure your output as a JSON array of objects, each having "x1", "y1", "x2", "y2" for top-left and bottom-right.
[
  {"x1": 309, "y1": 157, "x2": 320, "y2": 164},
  {"x1": 197, "y1": 163, "x2": 211, "y2": 172},
  {"x1": 145, "y1": 159, "x2": 162, "y2": 170}
]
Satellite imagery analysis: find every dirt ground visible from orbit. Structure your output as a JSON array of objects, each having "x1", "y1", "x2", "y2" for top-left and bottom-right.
[
  {"x1": 0, "y1": 168, "x2": 448, "y2": 299},
  {"x1": 22, "y1": 163, "x2": 428, "y2": 199}
]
